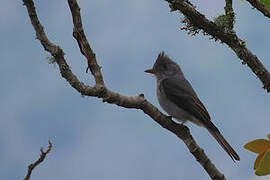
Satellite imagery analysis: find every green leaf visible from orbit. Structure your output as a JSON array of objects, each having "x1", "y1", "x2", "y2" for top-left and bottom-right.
[
  {"x1": 255, "y1": 150, "x2": 270, "y2": 176},
  {"x1": 260, "y1": 0, "x2": 270, "y2": 10}
]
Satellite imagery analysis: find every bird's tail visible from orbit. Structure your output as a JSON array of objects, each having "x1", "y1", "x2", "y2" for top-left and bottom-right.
[{"x1": 206, "y1": 123, "x2": 240, "y2": 162}]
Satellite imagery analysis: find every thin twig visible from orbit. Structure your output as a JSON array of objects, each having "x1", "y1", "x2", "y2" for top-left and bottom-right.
[
  {"x1": 23, "y1": 0, "x2": 227, "y2": 179},
  {"x1": 23, "y1": 141, "x2": 52, "y2": 180},
  {"x1": 166, "y1": 0, "x2": 270, "y2": 92},
  {"x1": 246, "y1": 0, "x2": 270, "y2": 18},
  {"x1": 224, "y1": 0, "x2": 235, "y2": 29}
]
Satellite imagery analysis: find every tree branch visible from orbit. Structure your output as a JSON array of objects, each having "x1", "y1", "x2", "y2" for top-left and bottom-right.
[
  {"x1": 68, "y1": 0, "x2": 104, "y2": 85},
  {"x1": 224, "y1": 0, "x2": 235, "y2": 29},
  {"x1": 23, "y1": 0, "x2": 228, "y2": 179},
  {"x1": 167, "y1": 0, "x2": 270, "y2": 92},
  {"x1": 246, "y1": 0, "x2": 270, "y2": 18},
  {"x1": 23, "y1": 141, "x2": 52, "y2": 180}
]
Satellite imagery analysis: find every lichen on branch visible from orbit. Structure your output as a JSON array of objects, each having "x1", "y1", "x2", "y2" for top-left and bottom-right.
[{"x1": 166, "y1": 0, "x2": 270, "y2": 92}]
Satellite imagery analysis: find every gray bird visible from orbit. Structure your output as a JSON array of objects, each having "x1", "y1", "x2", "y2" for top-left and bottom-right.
[{"x1": 145, "y1": 52, "x2": 240, "y2": 161}]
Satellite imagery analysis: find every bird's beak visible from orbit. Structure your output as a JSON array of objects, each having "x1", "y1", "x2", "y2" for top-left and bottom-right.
[{"x1": 144, "y1": 68, "x2": 155, "y2": 74}]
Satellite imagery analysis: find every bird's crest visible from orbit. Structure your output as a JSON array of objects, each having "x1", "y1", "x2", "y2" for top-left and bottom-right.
[{"x1": 156, "y1": 51, "x2": 173, "y2": 64}]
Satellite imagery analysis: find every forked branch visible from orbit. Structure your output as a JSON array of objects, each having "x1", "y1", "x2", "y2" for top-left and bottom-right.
[
  {"x1": 22, "y1": 0, "x2": 227, "y2": 179},
  {"x1": 166, "y1": 0, "x2": 270, "y2": 92}
]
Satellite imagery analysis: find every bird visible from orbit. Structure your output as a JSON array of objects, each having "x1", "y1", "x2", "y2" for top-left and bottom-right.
[{"x1": 144, "y1": 52, "x2": 240, "y2": 161}]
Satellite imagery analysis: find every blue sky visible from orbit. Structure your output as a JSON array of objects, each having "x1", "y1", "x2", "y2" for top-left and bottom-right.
[{"x1": 1, "y1": 0, "x2": 270, "y2": 179}]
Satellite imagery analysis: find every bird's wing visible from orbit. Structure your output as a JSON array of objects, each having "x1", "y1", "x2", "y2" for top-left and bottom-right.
[
  {"x1": 161, "y1": 78, "x2": 240, "y2": 161},
  {"x1": 160, "y1": 78, "x2": 212, "y2": 128}
]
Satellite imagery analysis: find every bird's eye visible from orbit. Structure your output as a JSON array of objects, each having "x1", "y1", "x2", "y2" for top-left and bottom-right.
[{"x1": 161, "y1": 64, "x2": 167, "y2": 69}]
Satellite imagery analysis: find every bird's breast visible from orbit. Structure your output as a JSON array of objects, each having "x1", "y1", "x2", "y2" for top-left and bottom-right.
[{"x1": 156, "y1": 82, "x2": 191, "y2": 123}]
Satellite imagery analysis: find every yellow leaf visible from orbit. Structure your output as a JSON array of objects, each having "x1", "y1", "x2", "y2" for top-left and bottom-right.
[
  {"x1": 254, "y1": 153, "x2": 265, "y2": 170},
  {"x1": 268, "y1": 133, "x2": 270, "y2": 140},
  {"x1": 244, "y1": 139, "x2": 270, "y2": 154},
  {"x1": 255, "y1": 150, "x2": 270, "y2": 176}
]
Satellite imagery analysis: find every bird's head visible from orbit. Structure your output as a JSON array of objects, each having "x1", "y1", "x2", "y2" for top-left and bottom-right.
[{"x1": 145, "y1": 52, "x2": 183, "y2": 79}]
